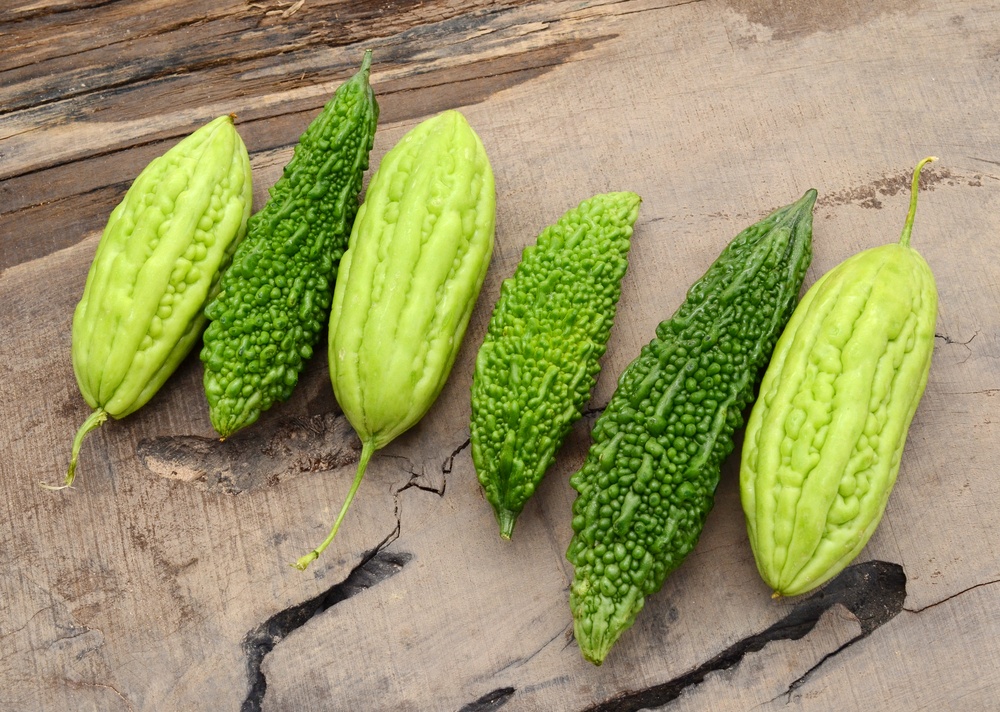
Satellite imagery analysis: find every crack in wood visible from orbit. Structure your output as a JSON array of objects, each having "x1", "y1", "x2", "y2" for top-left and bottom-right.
[
  {"x1": 578, "y1": 560, "x2": 906, "y2": 712},
  {"x1": 904, "y1": 577, "x2": 1000, "y2": 614},
  {"x1": 779, "y1": 631, "x2": 863, "y2": 702},
  {"x1": 493, "y1": 622, "x2": 573, "y2": 676},
  {"x1": 399, "y1": 468, "x2": 449, "y2": 497},
  {"x1": 442, "y1": 438, "x2": 471, "y2": 475},
  {"x1": 62, "y1": 678, "x2": 137, "y2": 712},
  {"x1": 457, "y1": 686, "x2": 517, "y2": 712},
  {"x1": 965, "y1": 155, "x2": 1000, "y2": 174},
  {"x1": 935, "y1": 330, "x2": 980, "y2": 365},
  {"x1": 240, "y1": 545, "x2": 411, "y2": 712},
  {"x1": 4, "y1": 14, "x2": 222, "y2": 77},
  {"x1": 773, "y1": 576, "x2": 1000, "y2": 702},
  {"x1": 614, "y1": 0, "x2": 709, "y2": 18},
  {"x1": 0, "y1": 0, "x2": 120, "y2": 25},
  {"x1": 234, "y1": 433, "x2": 459, "y2": 710},
  {"x1": 935, "y1": 330, "x2": 979, "y2": 347}
]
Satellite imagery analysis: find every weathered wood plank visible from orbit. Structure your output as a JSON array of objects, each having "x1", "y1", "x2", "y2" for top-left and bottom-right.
[
  {"x1": 2, "y1": 0, "x2": 999, "y2": 711},
  {"x1": 1, "y1": 0, "x2": 626, "y2": 268}
]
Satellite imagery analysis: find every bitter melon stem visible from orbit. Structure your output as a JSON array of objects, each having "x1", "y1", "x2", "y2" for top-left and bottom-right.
[
  {"x1": 900, "y1": 156, "x2": 937, "y2": 248},
  {"x1": 293, "y1": 437, "x2": 377, "y2": 570},
  {"x1": 48, "y1": 408, "x2": 109, "y2": 490},
  {"x1": 498, "y1": 509, "x2": 517, "y2": 540}
]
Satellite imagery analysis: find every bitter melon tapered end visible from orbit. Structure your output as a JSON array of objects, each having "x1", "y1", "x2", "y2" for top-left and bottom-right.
[
  {"x1": 360, "y1": 48, "x2": 373, "y2": 73},
  {"x1": 573, "y1": 617, "x2": 614, "y2": 667},
  {"x1": 497, "y1": 509, "x2": 517, "y2": 540},
  {"x1": 208, "y1": 405, "x2": 251, "y2": 441}
]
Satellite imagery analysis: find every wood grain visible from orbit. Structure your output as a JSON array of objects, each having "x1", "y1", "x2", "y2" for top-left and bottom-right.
[{"x1": 2, "y1": 1, "x2": 999, "y2": 710}]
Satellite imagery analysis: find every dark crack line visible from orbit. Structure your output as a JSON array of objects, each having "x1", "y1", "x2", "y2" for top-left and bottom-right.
[
  {"x1": 2, "y1": 14, "x2": 215, "y2": 74},
  {"x1": 399, "y1": 470, "x2": 448, "y2": 497},
  {"x1": 458, "y1": 687, "x2": 517, "y2": 712},
  {"x1": 935, "y1": 330, "x2": 979, "y2": 347},
  {"x1": 63, "y1": 679, "x2": 136, "y2": 712},
  {"x1": 1, "y1": 26, "x2": 317, "y2": 119},
  {"x1": 442, "y1": 438, "x2": 471, "y2": 475},
  {"x1": 773, "y1": 567, "x2": 993, "y2": 704},
  {"x1": 493, "y1": 622, "x2": 572, "y2": 676},
  {"x1": 239, "y1": 542, "x2": 411, "y2": 712},
  {"x1": 3, "y1": 126, "x2": 223, "y2": 182},
  {"x1": 0, "y1": 0, "x2": 121, "y2": 25},
  {"x1": 967, "y1": 155, "x2": 1000, "y2": 169},
  {"x1": 612, "y1": 0, "x2": 710, "y2": 17},
  {"x1": 779, "y1": 631, "x2": 865, "y2": 702},
  {"x1": 579, "y1": 560, "x2": 906, "y2": 712},
  {"x1": 2, "y1": 175, "x2": 132, "y2": 218},
  {"x1": 904, "y1": 577, "x2": 1000, "y2": 614}
]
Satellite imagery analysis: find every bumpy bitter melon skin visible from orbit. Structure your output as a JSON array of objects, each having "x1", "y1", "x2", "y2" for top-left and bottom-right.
[
  {"x1": 294, "y1": 109, "x2": 496, "y2": 569},
  {"x1": 471, "y1": 192, "x2": 641, "y2": 540},
  {"x1": 566, "y1": 189, "x2": 817, "y2": 665},
  {"x1": 741, "y1": 158, "x2": 938, "y2": 598},
  {"x1": 66, "y1": 114, "x2": 253, "y2": 486},
  {"x1": 200, "y1": 51, "x2": 378, "y2": 437}
]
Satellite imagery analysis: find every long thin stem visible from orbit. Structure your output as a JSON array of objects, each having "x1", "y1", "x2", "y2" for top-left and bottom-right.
[
  {"x1": 900, "y1": 156, "x2": 937, "y2": 248},
  {"x1": 294, "y1": 438, "x2": 378, "y2": 570},
  {"x1": 43, "y1": 408, "x2": 108, "y2": 490}
]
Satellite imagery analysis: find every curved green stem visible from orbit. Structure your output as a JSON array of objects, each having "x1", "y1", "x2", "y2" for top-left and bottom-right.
[
  {"x1": 294, "y1": 438, "x2": 377, "y2": 570},
  {"x1": 44, "y1": 408, "x2": 108, "y2": 490},
  {"x1": 900, "y1": 156, "x2": 937, "y2": 248}
]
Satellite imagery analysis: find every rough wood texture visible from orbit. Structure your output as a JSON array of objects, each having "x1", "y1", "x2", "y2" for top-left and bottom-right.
[{"x1": 2, "y1": 1, "x2": 999, "y2": 710}]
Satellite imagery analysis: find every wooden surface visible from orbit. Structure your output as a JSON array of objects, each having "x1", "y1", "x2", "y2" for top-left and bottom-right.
[{"x1": 2, "y1": 1, "x2": 999, "y2": 710}]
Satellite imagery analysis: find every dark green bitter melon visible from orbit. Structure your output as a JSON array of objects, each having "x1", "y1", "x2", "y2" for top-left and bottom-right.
[
  {"x1": 200, "y1": 51, "x2": 378, "y2": 437},
  {"x1": 566, "y1": 189, "x2": 817, "y2": 665},
  {"x1": 471, "y1": 192, "x2": 641, "y2": 540}
]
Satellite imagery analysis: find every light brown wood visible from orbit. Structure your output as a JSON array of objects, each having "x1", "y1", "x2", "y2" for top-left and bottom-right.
[{"x1": 2, "y1": 1, "x2": 999, "y2": 710}]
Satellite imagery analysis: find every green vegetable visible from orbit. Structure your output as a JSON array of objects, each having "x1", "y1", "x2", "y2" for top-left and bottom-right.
[
  {"x1": 200, "y1": 51, "x2": 378, "y2": 437},
  {"x1": 295, "y1": 109, "x2": 496, "y2": 569},
  {"x1": 741, "y1": 158, "x2": 938, "y2": 597},
  {"x1": 471, "y1": 192, "x2": 641, "y2": 539},
  {"x1": 64, "y1": 114, "x2": 253, "y2": 487},
  {"x1": 566, "y1": 189, "x2": 817, "y2": 664}
]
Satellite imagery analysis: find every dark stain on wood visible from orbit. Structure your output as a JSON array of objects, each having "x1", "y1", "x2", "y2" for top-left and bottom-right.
[
  {"x1": 136, "y1": 412, "x2": 360, "y2": 493},
  {"x1": 725, "y1": 0, "x2": 915, "y2": 41},
  {"x1": 817, "y1": 165, "x2": 974, "y2": 211}
]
